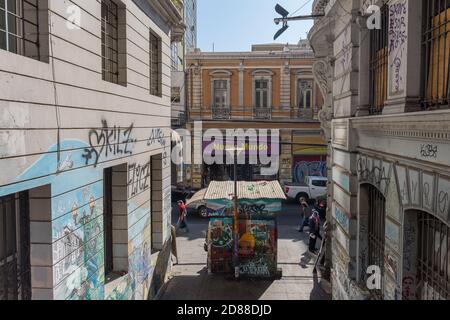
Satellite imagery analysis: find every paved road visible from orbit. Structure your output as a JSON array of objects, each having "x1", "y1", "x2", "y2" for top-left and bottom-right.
[{"x1": 160, "y1": 201, "x2": 330, "y2": 300}]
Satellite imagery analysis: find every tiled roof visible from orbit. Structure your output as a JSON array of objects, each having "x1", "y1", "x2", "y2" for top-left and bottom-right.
[{"x1": 204, "y1": 181, "x2": 286, "y2": 200}]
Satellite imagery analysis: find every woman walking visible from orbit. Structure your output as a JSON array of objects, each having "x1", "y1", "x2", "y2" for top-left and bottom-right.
[{"x1": 176, "y1": 200, "x2": 189, "y2": 233}]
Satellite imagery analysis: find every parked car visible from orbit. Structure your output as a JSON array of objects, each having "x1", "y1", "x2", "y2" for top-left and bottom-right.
[
  {"x1": 284, "y1": 176, "x2": 328, "y2": 203},
  {"x1": 171, "y1": 186, "x2": 197, "y2": 203},
  {"x1": 185, "y1": 188, "x2": 208, "y2": 218}
]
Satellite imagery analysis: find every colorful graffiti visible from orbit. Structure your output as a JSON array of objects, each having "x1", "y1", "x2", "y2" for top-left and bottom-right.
[
  {"x1": 293, "y1": 161, "x2": 327, "y2": 183},
  {"x1": 238, "y1": 219, "x2": 277, "y2": 278},
  {"x1": 208, "y1": 217, "x2": 233, "y2": 273},
  {"x1": 0, "y1": 136, "x2": 167, "y2": 300}
]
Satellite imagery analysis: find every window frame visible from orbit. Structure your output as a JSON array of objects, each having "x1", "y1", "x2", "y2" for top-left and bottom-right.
[
  {"x1": 212, "y1": 79, "x2": 230, "y2": 108},
  {"x1": 0, "y1": 0, "x2": 44, "y2": 62},
  {"x1": 254, "y1": 79, "x2": 270, "y2": 108},
  {"x1": 297, "y1": 79, "x2": 314, "y2": 109},
  {"x1": 368, "y1": 3, "x2": 389, "y2": 115},
  {"x1": 0, "y1": 191, "x2": 31, "y2": 300},
  {"x1": 421, "y1": 0, "x2": 450, "y2": 110},
  {"x1": 101, "y1": 0, "x2": 120, "y2": 84},
  {"x1": 150, "y1": 29, "x2": 162, "y2": 97}
]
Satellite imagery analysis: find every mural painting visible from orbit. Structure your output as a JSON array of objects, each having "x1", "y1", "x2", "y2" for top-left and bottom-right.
[
  {"x1": 0, "y1": 119, "x2": 170, "y2": 300},
  {"x1": 293, "y1": 160, "x2": 327, "y2": 183},
  {"x1": 207, "y1": 217, "x2": 234, "y2": 273},
  {"x1": 238, "y1": 219, "x2": 277, "y2": 278}
]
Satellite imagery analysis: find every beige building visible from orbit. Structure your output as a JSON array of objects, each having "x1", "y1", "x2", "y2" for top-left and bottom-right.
[
  {"x1": 0, "y1": 0, "x2": 184, "y2": 300},
  {"x1": 184, "y1": 41, "x2": 326, "y2": 189}
]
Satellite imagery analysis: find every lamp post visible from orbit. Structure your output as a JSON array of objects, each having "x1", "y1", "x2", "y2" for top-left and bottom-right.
[{"x1": 225, "y1": 142, "x2": 245, "y2": 279}]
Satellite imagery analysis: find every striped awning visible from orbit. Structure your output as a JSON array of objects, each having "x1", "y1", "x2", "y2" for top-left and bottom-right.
[{"x1": 204, "y1": 181, "x2": 286, "y2": 201}]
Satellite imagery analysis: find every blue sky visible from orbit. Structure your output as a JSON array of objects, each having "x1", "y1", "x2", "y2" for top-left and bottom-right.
[{"x1": 197, "y1": 0, "x2": 314, "y2": 52}]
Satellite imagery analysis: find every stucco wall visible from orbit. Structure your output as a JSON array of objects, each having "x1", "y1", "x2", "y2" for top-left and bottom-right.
[{"x1": 0, "y1": 0, "x2": 174, "y2": 300}]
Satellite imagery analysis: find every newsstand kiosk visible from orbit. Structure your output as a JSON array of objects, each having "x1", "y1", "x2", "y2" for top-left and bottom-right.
[{"x1": 203, "y1": 181, "x2": 286, "y2": 278}]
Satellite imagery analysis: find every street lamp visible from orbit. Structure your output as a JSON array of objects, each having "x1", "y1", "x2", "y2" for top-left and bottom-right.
[{"x1": 225, "y1": 141, "x2": 245, "y2": 279}]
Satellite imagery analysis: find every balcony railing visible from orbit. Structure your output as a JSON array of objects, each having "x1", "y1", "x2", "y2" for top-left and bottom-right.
[
  {"x1": 172, "y1": 111, "x2": 187, "y2": 128},
  {"x1": 253, "y1": 108, "x2": 272, "y2": 120},
  {"x1": 190, "y1": 106, "x2": 319, "y2": 122},
  {"x1": 212, "y1": 107, "x2": 232, "y2": 120}
]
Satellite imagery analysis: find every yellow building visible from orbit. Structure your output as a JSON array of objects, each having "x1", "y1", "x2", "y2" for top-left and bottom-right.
[{"x1": 185, "y1": 41, "x2": 326, "y2": 188}]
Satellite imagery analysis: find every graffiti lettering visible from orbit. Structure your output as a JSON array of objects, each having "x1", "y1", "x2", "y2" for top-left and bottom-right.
[
  {"x1": 438, "y1": 191, "x2": 449, "y2": 215},
  {"x1": 420, "y1": 144, "x2": 438, "y2": 159},
  {"x1": 82, "y1": 120, "x2": 136, "y2": 167},
  {"x1": 238, "y1": 204, "x2": 268, "y2": 217},
  {"x1": 357, "y1": 158, "x2": 390, "y2": 188},
  {"x1": 293, "y1": 161, "x2": 326, "y2": 183},
  {"x1": 423, "y1": 182, "x2": 431, "y2": 207},
  {"x1": 239, "y1": 260, "x2": 270, "y2": 277},
  {"x1": 392, "y1": 57, "x2": 402, "y2": 92},
  {"x1": 128, "y1": 160, "x2": 151, "y2": 198},
  {"x1": 389, "y1": 1, "x2": 407, "y2": 54},
  {"x1": 147, "y1": 128, "x2": 166, "y2": 147}
]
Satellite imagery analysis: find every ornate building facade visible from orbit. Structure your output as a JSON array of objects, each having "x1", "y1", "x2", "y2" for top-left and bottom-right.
[
  {"x1": 184, "y1": 42, "x2": 326, "y2": 189},
  {"x1": 309, "y1": 0, "x2": 450, "y2": 300}
]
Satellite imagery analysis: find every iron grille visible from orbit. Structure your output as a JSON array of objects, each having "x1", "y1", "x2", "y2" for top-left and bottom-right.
[
  {"x1": 0, "y1": 0, "x2": 40, "y2": 61},
  {"x1": 417, "y1": 211, "x2": 450, "y2": 299},
  {"x1": 369, "y1": 4, "x2": 389, "y2": 115},
  {"x1": 0, "y1": 192, "x2": 31, "y2": 300},
  {"x1": 367, "y1": 184, "x2": 386, "y2": 299},
  {"x1": 101, "y1": 0, "x2": 119, "y2": 84},
  {"x1": 421, "y1": 0, "x2": 450, "y2": 109},
  {"x1": 103, "y1": 168, "x2": 113, "y2": 277},
  {"x1": 150, "y1": 31, "x2": 162, "y2": 96}
]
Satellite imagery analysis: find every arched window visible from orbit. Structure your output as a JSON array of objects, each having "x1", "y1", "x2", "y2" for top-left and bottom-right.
[
  {"x1": 297, "y1": 79, "x2": 313, "y2": 109},
  {"x1": 403, "y1": 210, "x2": 450, "y2": 300}
]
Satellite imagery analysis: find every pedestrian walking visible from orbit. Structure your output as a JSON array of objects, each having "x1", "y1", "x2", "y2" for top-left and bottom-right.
[
  {"x1": 308, "y1": 209, "x2": 322, "y2": 253},
  {"x1": 176, "y1": 200, "x2": 189, "y2": 233},
  {"x1": 298, "y1": 200, "x2": 312, "y2": 232}
]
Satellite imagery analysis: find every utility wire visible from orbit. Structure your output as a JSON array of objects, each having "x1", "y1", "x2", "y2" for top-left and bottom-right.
[{"x1": 289, "y1": 0, "x2": 314, "y2": 17}]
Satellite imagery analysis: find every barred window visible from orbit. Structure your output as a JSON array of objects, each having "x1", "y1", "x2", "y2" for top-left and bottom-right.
[
  {"x1": 0, "y1": 192, "x2": 31, "y2": 300},
  {"x1": 101, "y1": 0, "x2": 119, "y2": 84},
  {"x1": 150, "y1": 30, "x2": 162, "y2": 97},
  {"x1": 417, "y1": 212, "x2": 450, "y2": 300},
  {"x1": 0, "y1": 0, "x2": 44, "y2": 61},
  {"x1": 422, "y1": 0, "x2": 450, "y2": 109},
  {"x1": 366, "y1": 184, "x2": 386, "y2": 300},
  {"x1": 369, "y1": 4, "x2": 389, "y2": 115},
  {"x1": 171, "y1": 86, "x2": 181, "y2": 103}
]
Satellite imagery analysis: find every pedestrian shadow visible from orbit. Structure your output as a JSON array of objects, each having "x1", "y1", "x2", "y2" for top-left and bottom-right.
[
  {"x1": 159, "y1": 272, "x2": 274, "y2": 300},
  {"x1": 309, "y1": 272, "x2": 331, "y2": 300},
  {"x1": 299, "y1": 251, "x2": 313, "y2": 269}
]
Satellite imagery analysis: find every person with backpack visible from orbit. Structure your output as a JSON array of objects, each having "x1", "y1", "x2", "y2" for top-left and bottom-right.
[
  {"x1": 308, "y1": 209, "x2": 322, "y2": 253},
  {"x1": 176, "y1": 200, "x2": 189, "y2": 233}
]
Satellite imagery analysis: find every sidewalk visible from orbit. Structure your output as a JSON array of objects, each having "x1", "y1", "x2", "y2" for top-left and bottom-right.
[{"x1": 160, "y1": 204, "x2": 331, "y2": 300}]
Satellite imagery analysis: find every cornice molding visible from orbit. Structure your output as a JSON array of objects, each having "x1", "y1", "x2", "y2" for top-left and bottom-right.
[{"x1": 351, "y1": 110, "x2": 450, "y2": 142}]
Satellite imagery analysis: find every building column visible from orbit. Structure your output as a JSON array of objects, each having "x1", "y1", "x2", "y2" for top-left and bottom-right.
[
  {"x1": 384, "y1": 0, "x2": 423, "y2": 114},
  {"x1": 279, "y1": 130, "x2": 293, "y2": 185},
  {"x1": 238, "y1": 62, "x2": 244, "y2": 107},
  {"x1": 280, "y1": 62, "x2": 291, "y2": 109},
  {"x1": 29, "y1": 185, "x2": 53, "y2": 300}
]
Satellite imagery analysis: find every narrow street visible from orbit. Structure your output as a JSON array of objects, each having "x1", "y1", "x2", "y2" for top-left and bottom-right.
[{"x1": 160, "y1": 202, "x2": 331, "y2": 300}]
